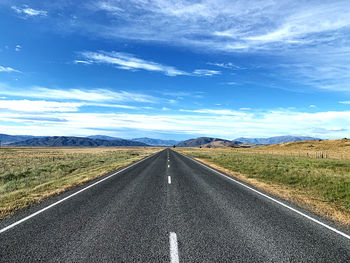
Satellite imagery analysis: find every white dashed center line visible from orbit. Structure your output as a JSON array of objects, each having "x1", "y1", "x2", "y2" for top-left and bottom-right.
[
  {"x1": 168, "y1": 176, "x2": 171, "y2": 184},
  {"x1": 169, "y1": 232, "x2": 179, "y2": 263}
]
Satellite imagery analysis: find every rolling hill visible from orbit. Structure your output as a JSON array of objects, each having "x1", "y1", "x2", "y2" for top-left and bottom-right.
[
  {"x1": 177, "y1": 137, "x2": 233, "y2": 147},
  {"x1": 9, "y1": 136, "x2": 149, "y2": 147},
  {"x1": 86, "y1": 135, "x2": 122, "y2": 140},
  {"x1": 0, "y1": 134, "x2": 37, "y2": 145},
  {"x1": 132, "y1": 137, "x2": 180, "y2": 146},
  {"x1": 234, "y1": 136, "x2": 321, "y2": 145}
]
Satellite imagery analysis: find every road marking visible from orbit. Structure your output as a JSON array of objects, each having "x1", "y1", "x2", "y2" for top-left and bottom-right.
[
  {"x1": 168, "y1": 164, "x2": 170, "y2": 168},
  {"x1": 0, "y1": 150, "x2": 163, "y2": 234},
  {"x1": 168, "y1": 176, "x2": 172, "y2": 184},
  {"x1": 178, "y1": 151, "x2": 350, "y2": 241},
  {"x1": 169, "y1": 232, "x2": 179, "y2": 263}
]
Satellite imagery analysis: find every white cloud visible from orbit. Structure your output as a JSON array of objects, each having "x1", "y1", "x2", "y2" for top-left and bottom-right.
[
  {"x1": 74, "y1": 60, "x2": 92, "y2": 65},
  {"x1": 207, "y1": 62, "x2": 243, "y2": 70},
  {"x1": 0, "y1": 100, "x2": 81, "y2": 112},
  {"x1": 0, "y1": 99, "x2": 143, "y2": 113},
  {"x1": 224, "y1": 82, "x2": 237, "y2": 86},
  {"x1": 78, "y1": 51, "x2": 221, "y2": 77},
  {"x1": 339, "y1": 101, "x2": 350, "y2": 104},
  {"x1": 1, "y1": 108, "x2": 350, "y2": 139},
  {"x1": 0, "y1": 66, "x2": 20, "y2": 73},
  {"x1": 244, "y1": 4, "x2": 350, "y2": 44},
  {"x1": 86, "y1": 1, "x2": 350, "y2": 52},
  {"x1": 192, "y1": 69, "x2": 221, "y2": 76},
  {"x1": 15, "y1": 45, "x2": 21, "y2": 52},
  {"x1": 11, "y1": 5, "x2": 47, "y2": 17},
  {"x1": 79, "y1": 51, "x2": 187, "y2": 76},
  {"x1": 69, "y1": 1, "x2": 350, "y2": 92},
  {"x1": 0, "y1": 84, "x2": 156, "y2": 103},
  {"x1": 96, "y1": 1, "x2": 123, "y2": 13},
  {"x1": 86, "y1": 103, "x2": 137, "y2": 109},
  {"x1": 180, "y1": 108, "x2": 246, "y2": 116}
]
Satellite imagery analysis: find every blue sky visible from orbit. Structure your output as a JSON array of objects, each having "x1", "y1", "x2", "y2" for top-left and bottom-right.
[{"x1": 1, "y1": 0, "x2": 350, "y2": 140}]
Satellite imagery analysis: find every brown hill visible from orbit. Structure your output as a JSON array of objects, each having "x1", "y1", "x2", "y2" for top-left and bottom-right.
[{"x1": 177, "y1": 137, "x2": 232, "y2": 147}]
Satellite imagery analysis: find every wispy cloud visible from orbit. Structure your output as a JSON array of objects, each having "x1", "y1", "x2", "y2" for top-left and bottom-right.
[
  {"x1": 2, "y1": 108, "x2": 350, "y2": 139},
  {"x1": 223, "y1": 82, "x2": 237, "y2": 86},
  {"x1": 207, "y1": 62, "x2": 244, "y2": 70},
  {"x1": 0, "y1": 65, "x2": 20, "y2": 73},
  {"x1": 80, "y1": 1, "x2": 350, "y2": 91},
  {"x1": 0, "y1": 100, "x2": 80, "y2": 112},
  {"x1": 78, "y1": 51, "x2": 220, "y2": 77},
  {"x1": 192, "y1": 69, "x2": 221, "y2": 76},
  {"x1": 180, "y1": 108, "x2": 246, "y2": 116},
  {"x1": 85, "y1": 1, "x2": 350, "y2": 51},
  {"x1": 11, "y1": 5, "x2": 47, "y2": 17},
  {"x1": 0, "y1": 84, "x2": 155, "y2": 103},
  {"x1": 15, "y1": 45, "x2": 21, "y2": 52},
  {"x1": 7, "y1": 1, "x2": 350, "y2": 92},
  {"x1": 78, "y1": 51, "x2": 187, "y2": 76},
  {"x1": 96, "y1": 1, "x2": 123, "y2": 14},
  {"x1": 0, "y1": 99, "x2": 141, "y2": 113}
]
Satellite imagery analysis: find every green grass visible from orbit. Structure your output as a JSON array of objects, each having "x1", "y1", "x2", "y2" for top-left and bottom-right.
[
  {"x1": 0, "y1": 147, "x2": 159, "y2": 218},
  {"x1": 177, "y1": 148, "x2": 350, "y2": 211}
]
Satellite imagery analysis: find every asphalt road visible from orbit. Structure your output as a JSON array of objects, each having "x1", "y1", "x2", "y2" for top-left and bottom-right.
[{"x1": 1, "y1": 149, "x2": 350, "y2": 262}]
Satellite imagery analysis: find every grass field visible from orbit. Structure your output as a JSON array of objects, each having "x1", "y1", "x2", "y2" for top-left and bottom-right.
[
  {"x1": 234, "y1": 138, "x2": 350, "y2": 160},
  {"x1": 0, "y1": 147, "x2": 159, "y2": 218},
  {"x1": 176, "y1": 147, "x2": 350, "y2": 227}
]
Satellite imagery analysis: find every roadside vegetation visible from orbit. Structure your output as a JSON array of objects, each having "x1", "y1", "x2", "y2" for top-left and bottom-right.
[
  {"x1": 0, "y1": 147, "x2": 159, "y2": 218},
  {"x1": 176, "y1": 146, "x2": 350, "y2": 227},
  {"x1": 234, "y1": 138, "x2": 350, "y2": 160}
]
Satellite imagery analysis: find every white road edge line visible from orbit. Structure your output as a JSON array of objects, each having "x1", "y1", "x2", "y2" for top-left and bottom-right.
[
  {"x1": 169, "y1": 232, "x2": 179, "y2": 263},
  {"x1": 168, "y1": 176, "x2": 172, "y2": 184},
  {"x1": 0, "y1": 150, "x2": 163, "y2": 234},
  {"x1": 178, "y1": 151, "x2": 350, "y2": 241}
]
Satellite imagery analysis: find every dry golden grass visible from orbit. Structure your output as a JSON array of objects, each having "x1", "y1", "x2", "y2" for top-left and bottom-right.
[
  {"x1": 0, "y1": 147, "x2": 159, "y2": 218},
  {"x1": 234, "y1": 138, "x2": 350, "y2": 160}
]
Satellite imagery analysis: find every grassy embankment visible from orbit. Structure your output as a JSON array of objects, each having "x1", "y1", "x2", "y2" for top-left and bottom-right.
[
  {"x1": 233, "y1": 138, "x2": 350, "y2": 160},
  {"x1": 176, "y1": 140, "x2": 350, "y2": 227},
  {"x1": 0, "y1": 147, "x2": 159, "y2": 218}
]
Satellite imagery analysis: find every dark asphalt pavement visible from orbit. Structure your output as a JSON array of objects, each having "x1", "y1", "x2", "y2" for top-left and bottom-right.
[{"x1": 1, "y1": 149, "x2": 350, "y2": 262}]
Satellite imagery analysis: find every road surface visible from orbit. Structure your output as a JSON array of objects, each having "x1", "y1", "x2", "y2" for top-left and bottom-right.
[{"x1": 1, "y1": 149, "x2": 350, "y2": 262}]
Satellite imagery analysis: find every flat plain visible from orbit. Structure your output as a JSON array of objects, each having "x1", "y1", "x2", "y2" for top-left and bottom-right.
[
  {"x1": 175, "y1": 139, "x2": 350, "y2": 228},
  {"x1": 0, "y1": 147, "x2": 159, "y2": 218}
]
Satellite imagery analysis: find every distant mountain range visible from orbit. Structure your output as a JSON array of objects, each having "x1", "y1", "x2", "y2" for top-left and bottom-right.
[
  {"x1": 0, "y1": 134, "x2": 322, "y2": 147},
  {"x1": 176, "y1": 136, "x2": 321, "y2": 148},
  {"x1": 177, "y1": 137, "x2": 234, "y2": 147},
  {"x1": 0, "y1": 134, "x2": 37, "y2": 145},
  {"x1": 234, "y1": 136, "x2": 321, "y2": 145},
  {"x1": 132, "y1": 137, "x2": 180, "y2": 146},
  {"x1": 87, "y1": 135, "x2": 123, "y2": 141},
  {"x1": 9, "y1": 136, "x2": 148, "y2": 147},
  {"x1": 0, "y1": 134, "x2": 175, "y2": 147}
]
